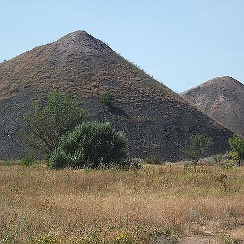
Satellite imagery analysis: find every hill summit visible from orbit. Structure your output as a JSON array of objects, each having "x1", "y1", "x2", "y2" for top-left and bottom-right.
[
  {"x1": 0, "y1": 31, "x2": 232, "y2": 160},
  {"x1": 57, "y1": 30, "x2": 113, "y2": 54},
  {"x1": 181, "y1": 76, "x2": 244, "y2": 137}
]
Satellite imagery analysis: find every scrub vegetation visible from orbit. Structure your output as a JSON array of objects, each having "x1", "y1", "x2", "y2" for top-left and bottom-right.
[{"x1": 0, "y1": 162, "x2": 243, "y2": 243}]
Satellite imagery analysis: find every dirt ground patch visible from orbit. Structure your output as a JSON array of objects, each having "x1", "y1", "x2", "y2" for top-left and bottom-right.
[
  {"x1": 179, "y1": 225, "x2": 244, "y2": 244},
  {"x1": 156, "y1": 225, "x2": 244, "y2": 244}
]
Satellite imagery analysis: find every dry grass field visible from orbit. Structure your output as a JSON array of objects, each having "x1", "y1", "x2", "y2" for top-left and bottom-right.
[{"x1": 0, "y1": 162, "x2": 243, "y2": 243}]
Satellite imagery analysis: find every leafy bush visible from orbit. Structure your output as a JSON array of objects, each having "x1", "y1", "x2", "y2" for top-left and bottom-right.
[
  {"x1": 100, "y1": 91, "x2": 114, "y2": 107},
  {"x1": 3, "y1": 160, "x2": 13, "y2": 166},
  {"x1": 144, "y1": 155, "x2": 161, "y2": 165},
  {"x1": 48, "y1": 122, "x2": 128, "y2": 169},
  {"x1": 212, "y1": 154, "x2": 224, "y2": 164},
  {"x1": 219, "y1": 160, "x2": 235, "y2": 170},
  {"x1": 20, "y1": 155, "x2": 36, "y2": 166},
  {"x1": 129, "y1": 158, "x2": 143, "y2": 169},
  {"x1": 228, "y1": 134, "x2": 244, "y2": 166}
]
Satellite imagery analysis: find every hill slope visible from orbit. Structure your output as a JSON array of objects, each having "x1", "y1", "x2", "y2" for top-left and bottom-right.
[
  {"x1": 181, "y1": 76, "x2": 244, "y2": 137},
  {"x1": 0, "y1": 31, "x2": 232, "y2": 160}
]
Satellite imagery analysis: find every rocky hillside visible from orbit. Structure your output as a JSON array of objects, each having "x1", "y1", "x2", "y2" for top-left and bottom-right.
[
  {"x1": 0, "y1": 31, "x2": 232, "y2": 161},
  {"x1": 181, "y1": 76, "x2": 244, "y2": 137}
]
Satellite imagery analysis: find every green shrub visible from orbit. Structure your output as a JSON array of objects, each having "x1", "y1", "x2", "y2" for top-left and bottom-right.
[
  {"x1": 20, "y1": 155, "x2": 36, "y2": 166},
  {"x1": 48, "y1": 122, "x2": 128, "y2": 169},
  {"x1": 3, "y1": 160, "x2": 13, "y2": 166},
  {"x1": 100, "y1": 91, "x2": 114, "y2": 107},
  {"x1": 144, "y1": 155, "x2": 161, "y2": 165},
  {"x1": 228, "y1": 134, "x2": 244, "y2": 166},
  {"x1": 219, "y1": 160, "x2": 236, "y2": 170},
  {"x1": 126, "y1": 158, "x2": 142, "y2": 169},
  {"x1": 212, "y1": 154, "x2": 224, "y2": 164}
]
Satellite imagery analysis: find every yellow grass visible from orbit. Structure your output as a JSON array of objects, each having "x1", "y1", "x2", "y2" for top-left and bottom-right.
[{"x1": 0, "y1": 163, "x2": 243, "y2": 243}]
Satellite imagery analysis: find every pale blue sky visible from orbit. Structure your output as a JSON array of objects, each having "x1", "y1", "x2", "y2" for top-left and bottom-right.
[{"x1": 1, "y1": 0, "x2": 244, "y2": 92}]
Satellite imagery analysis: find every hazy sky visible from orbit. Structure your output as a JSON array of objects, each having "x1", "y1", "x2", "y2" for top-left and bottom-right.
[{"x1": 1, "y1": 0, "x2": 244, "y2": 92}]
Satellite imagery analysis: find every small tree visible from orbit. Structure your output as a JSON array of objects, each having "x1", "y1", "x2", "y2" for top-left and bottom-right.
[
  {"x1": 22, "y1": 90, "x2": 86, "y2": 157},
  {"x1": 228, "y1": 134, "x2": 244, "y2": 166},
  {"x1": 48, "y1": 122, "x2": 128, "y2": 169},
  {"x1": 185, "y1": 134, "x2": 213, "y2": 171}
]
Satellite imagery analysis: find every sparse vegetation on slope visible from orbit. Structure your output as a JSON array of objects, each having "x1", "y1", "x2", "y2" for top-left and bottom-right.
[
  {"x1": 181, "y1": 76, "x2": 244, "y2": 137},
  {"x1": 0, "y1": 31, "x2": 232, "y2": 160}
]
